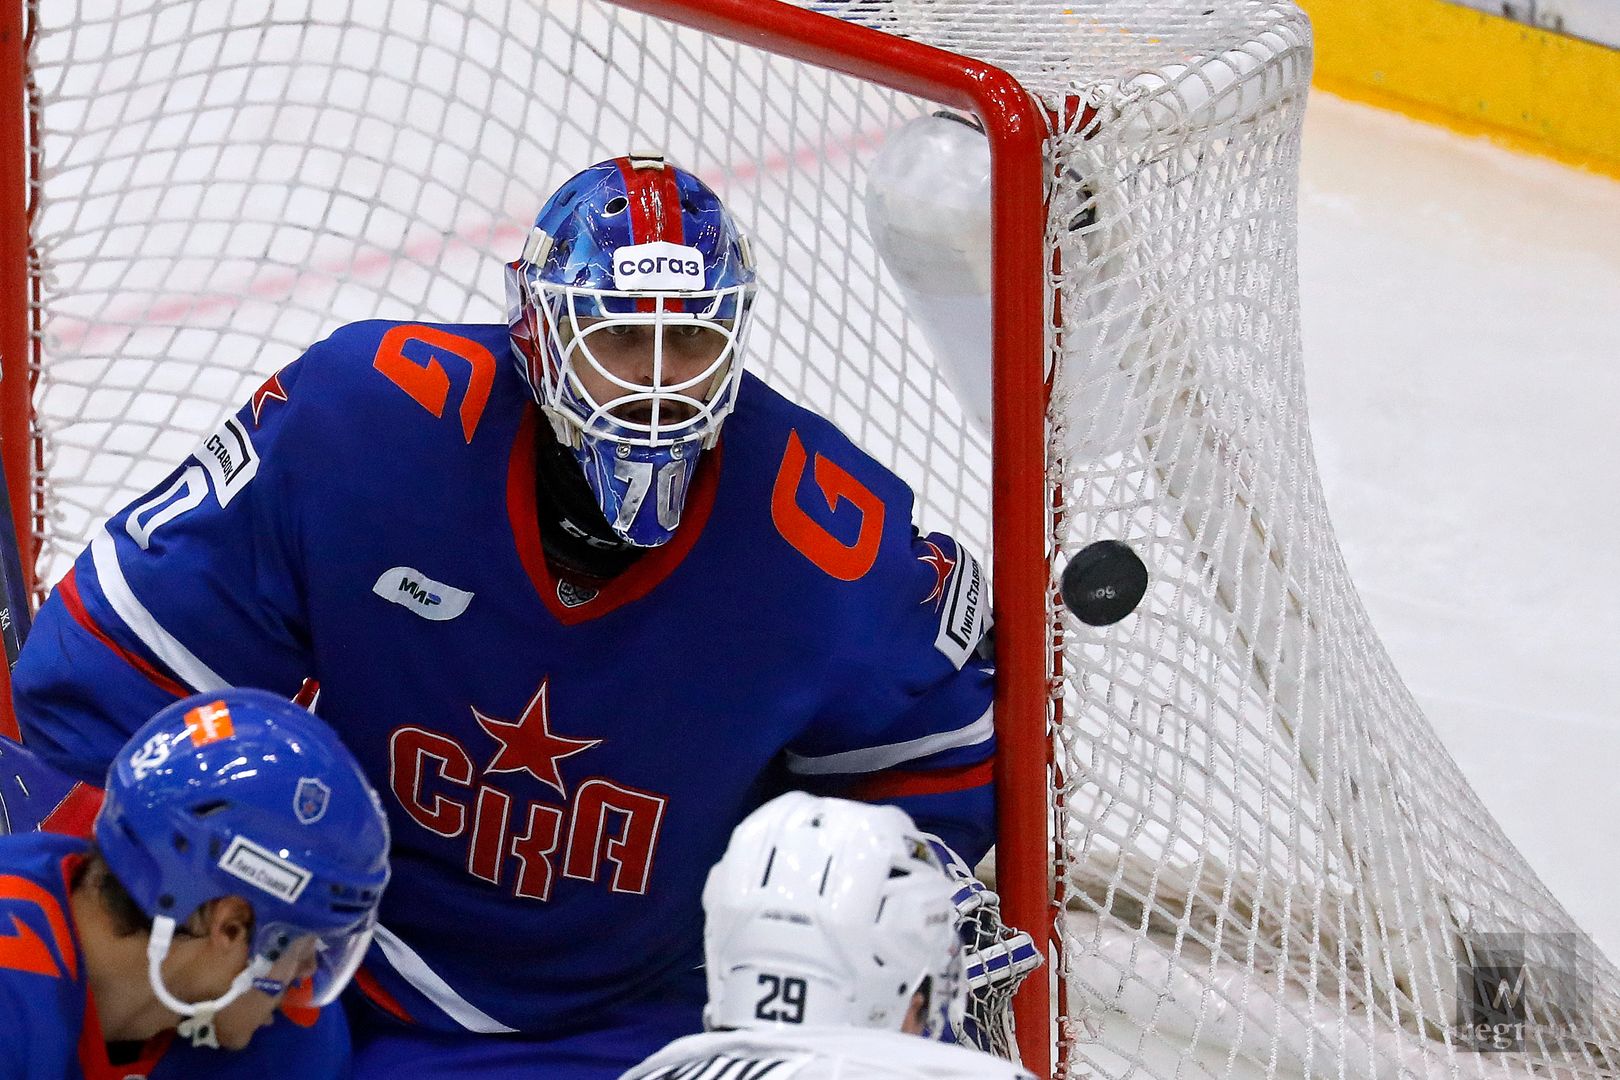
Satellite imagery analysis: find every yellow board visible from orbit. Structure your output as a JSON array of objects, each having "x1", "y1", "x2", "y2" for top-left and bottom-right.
[{"x1": 1302, "y1": 0, "x2": 1620, "y2": 179}]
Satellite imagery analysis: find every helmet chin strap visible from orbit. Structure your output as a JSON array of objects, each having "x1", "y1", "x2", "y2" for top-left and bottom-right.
[{"x1": 146, "y1": 915, "x2": 276, "y2": 1048}]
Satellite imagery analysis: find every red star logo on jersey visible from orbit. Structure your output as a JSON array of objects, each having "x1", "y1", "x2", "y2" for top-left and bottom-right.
[
  {"x1": 474, "y1": 680, "x2": 601, "y2": 798},
  {"x1": 250, "y1": 370, "x2": 289, "y2": 427},
  {"x1": 918, "y1": 539, "x2": 956, "y2": 609}
]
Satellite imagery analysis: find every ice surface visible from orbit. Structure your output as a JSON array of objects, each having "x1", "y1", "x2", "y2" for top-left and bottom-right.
[{"x1": 1300, "y1": 91, "x2": 1620, "y2": 959}]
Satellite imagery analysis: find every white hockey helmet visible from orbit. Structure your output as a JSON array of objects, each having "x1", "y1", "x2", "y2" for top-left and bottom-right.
[{"x1": 702, "y1": 792, "x2": 966, "y2": 1036}]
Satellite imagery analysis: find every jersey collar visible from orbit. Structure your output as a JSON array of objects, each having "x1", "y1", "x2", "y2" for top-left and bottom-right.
[{"x1": 506, "y1": 406, "x2": 720, "y2": 626}]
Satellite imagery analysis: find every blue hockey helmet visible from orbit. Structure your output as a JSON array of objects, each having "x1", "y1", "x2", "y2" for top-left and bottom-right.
[
  {"x1": 94, "y1": 688, "x2": 390, "y2": 1039},
  {"x1": 506, "y1": 155, "x2": 757, "y2": 547}
]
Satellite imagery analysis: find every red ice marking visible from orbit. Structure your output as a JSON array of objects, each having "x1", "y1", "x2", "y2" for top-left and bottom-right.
[{"x1": 45, "y1": 126, "x2": 885, "y2": 354}]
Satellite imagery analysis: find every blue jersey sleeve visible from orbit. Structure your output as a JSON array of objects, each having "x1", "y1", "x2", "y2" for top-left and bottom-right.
[
  {"x1": 0, "y1": 960, "x2": 82, "y2": 1074},
  {"x1": 13, "y1": 353, "x2": 321, "y2": 783},
  {"x1": 781, "y1": 518, "x2": 998, "y2": 862},
  {"x1": 0, "y1": 981, "x2": 38, "y2": 1080}
]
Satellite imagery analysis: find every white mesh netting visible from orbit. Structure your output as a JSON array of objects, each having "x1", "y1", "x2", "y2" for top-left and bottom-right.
[
  {"x1": 28, "y1": 0, "x2": 989, "y2": 591},
  {"x1": 24, "y1": 2, "x2": 1620, "y2": 1077}
]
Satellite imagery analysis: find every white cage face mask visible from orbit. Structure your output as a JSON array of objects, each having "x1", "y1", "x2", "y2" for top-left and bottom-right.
[{"x1": 538, "y1": 285, "x2": 752, "y2": 449}]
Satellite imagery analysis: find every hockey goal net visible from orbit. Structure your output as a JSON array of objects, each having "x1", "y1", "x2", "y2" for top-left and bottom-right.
[{"x1": 5, "y1": 1, "x2": 1617, "y2": 1077}]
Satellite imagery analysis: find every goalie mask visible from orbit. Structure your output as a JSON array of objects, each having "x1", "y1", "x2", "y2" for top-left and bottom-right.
[
  {"x1": 94, "y1": 689, "x2": 390, "y2": 1046},
  {"x1": 702, "y1": 792, "x2": 966, "y2": 1037},
  {"x1": 506, "y1": 155, "x2": 757, "y2": 547}
]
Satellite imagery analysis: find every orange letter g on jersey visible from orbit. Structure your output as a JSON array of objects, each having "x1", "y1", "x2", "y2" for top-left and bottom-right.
[
  {"x1": 373, "y1": 325, "x2": 497, "y2": 443},
  {"x1": 771, "y1": 430, "x2": 885, "y2": 582}
]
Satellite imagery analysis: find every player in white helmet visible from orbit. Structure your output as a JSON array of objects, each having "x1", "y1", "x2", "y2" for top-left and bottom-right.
[{"x1": 621, "y1": 792, "x2": 1035, "y2": 1080}]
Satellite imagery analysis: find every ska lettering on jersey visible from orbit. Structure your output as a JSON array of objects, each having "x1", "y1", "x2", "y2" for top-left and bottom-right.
[{"x1": 388, "y1": 678, "x2": 666, "y2": 899}]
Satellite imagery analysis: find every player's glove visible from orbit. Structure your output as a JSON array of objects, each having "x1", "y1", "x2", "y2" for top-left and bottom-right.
[{"x1": 924, "y1": 836, "x2": 1042, "y2": 1057}]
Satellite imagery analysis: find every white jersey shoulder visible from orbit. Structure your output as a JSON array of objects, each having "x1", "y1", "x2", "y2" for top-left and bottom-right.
[{"x1": 620, "y1": 1027, "x2": 1035, "y2": 1080}]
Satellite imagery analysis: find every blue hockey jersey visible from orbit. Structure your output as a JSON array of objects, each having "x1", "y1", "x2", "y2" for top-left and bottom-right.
[
  {"x1": 13, "y1": 321, "x2": 996, "y2": 1037},
  {"x1": 0, "y1": 832, "x2": 170, "y2": 1080}
]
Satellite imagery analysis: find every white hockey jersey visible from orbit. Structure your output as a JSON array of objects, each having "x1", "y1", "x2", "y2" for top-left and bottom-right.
[{"x1": 620, "y1": 1027, "x2": 1036, "y2": 1080}]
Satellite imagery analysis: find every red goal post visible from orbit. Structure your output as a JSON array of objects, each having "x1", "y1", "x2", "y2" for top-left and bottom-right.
[
  {"x1": 608, "y1": 5, "x2": 1062, "y2": 1069},
  {"x1": 0, "y1": 0, "x2": 37, "y2": 737}
]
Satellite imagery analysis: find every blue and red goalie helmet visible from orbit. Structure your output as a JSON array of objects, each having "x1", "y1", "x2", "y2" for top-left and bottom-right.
[{"x1": 505, "y1": 154, "x2": 758, "y2": 548}]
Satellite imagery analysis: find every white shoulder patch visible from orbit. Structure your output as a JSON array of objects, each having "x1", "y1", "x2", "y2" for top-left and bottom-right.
[
  {"x1": 934, "y1": 545, "x2": 989, "y2": 669},
  {"x1": 193, "y1": 415, "x2": 259, "y2": 507},
  {"x1": 373, "y1": 566, "x2": 474, "y2": 622}
]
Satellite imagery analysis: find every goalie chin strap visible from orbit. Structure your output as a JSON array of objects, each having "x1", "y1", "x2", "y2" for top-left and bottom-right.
[{"x1": 146, "y1": 916, "x2": 278, "y2": 1048}]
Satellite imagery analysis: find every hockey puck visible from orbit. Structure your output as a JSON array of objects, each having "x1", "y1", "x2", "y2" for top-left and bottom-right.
[{"x1": 1060, "y1": 540, "x2": 1148, "y2": 626}]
